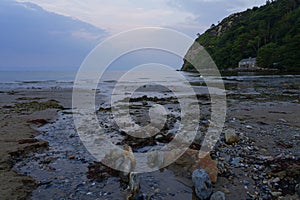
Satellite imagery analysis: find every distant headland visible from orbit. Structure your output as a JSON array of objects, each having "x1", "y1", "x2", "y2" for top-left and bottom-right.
[{"x1": 182, "y1": 0, "x2": 300, "y2": 73}]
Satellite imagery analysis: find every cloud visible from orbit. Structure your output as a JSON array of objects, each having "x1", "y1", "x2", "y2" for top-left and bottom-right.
[
  {"x1": 166, "y1": 0, "x2": 266, "y2": 33},
  {"x1": 1, "y1": 0, "x2": 267, "y2": 70},
  {"x1": 0, "y1": 0, "x2": 107, "y2": 70},
  {"x1": 15, "y1": 0, "x2": 193, "y2": 35},
  {"x1": 15, "y1": 0, "x2": 266, "y2": 37}
]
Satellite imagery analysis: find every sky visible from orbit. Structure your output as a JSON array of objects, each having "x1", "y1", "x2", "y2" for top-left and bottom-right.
[
  {"x1": 0, "y1": 0, "x2": 266, "y2": 70},
  {"x1": 16, "y1": 0, "x2": 266, "y2": 35}
]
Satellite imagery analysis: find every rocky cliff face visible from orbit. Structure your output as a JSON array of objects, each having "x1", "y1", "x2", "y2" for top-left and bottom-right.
[
  {"x1": 182, "y1": 13, "x2": 242, "y2": 72},
  {"x1": 181, "y1": 12, "x2": 243, "y2": 72},
  {"x1": 208, "y1": 13, "x2": 242, "y2": 37}
]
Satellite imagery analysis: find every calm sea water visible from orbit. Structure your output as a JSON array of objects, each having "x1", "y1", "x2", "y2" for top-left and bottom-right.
[
  {"x1": 0, "y1": 69, "x2": 199, "y2": 90},
  {"x1": 0, "y1": 70, "x2": 127, "y2": 90},
  {"x1": 1, "y1": 70, "x2": 299, "y2": 91},
  {"x1": 0, "y1": 71, "x2": 77, "y2": 83}
]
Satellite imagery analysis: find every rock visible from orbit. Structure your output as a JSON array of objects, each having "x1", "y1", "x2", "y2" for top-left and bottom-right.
[
  {"x1": 18, "y1": 138, "x2": 38, "y2": 144},
  {"x1": 272, "y1": 177, "x2": 280, "y2": 183},
  {"x1": 280, "y1": 194, "x2": 300, "y2": 200},
  {"x1": 287, "y1": 164, "x2": 300, "y2": 177},
  {"x1": 192, "y1": 152, "x2": 218, "y2": 183},
  {"x1": 225, "y1": 131, "x2": 238, "y2": 144},
  {"x1": 174, "y1": 150, "x2": 218, "y2": 183},
  {"x1": 230, "y1": 157, "x2": 241, "y2": 167},
  {"x1": 246, "y1": 125, "x2": 253, "y2": 129},
  {"x1": 295, "y1": 184, "x2": 300, "y2": 197},
  {"x1": 154, "y1": 134, "x2": 164, "y2": 141},
  {"x1": 129, "y1": 172, "x2": 140, "y2": 196},
  {"x1": 278, "y1": 118, "x2": 287, "y2": 123},
  {"x1": 115, "y1": 145, "x2": 136, "y2": 175},
  {"x1": 275, "y1": 140, "x2": 293, "y2": 148},
  {"x1": 210, "y1": 191, "x2": 226, "y2": 200},
  {"x1": 27, "y1": 118, "x2": 48, "y2": 124},
  {"x1": 87, "y1": 162, "x2": 119, "y2": 180},
  {"x1": 222, "y1": 188, "x2": 230, "y2": 194},
  {"x1": 69, "y1": 155, "x2": 75, "y2": 159},
  {"x1": 270, "y1": 191, "x2": 282, "y2": 197},
  {"x1": 192, "y1": 169, "x2": 212, "y2": 200},
  {"x1": 242, "y1": 180, "x2": 249, "y2": 185}
]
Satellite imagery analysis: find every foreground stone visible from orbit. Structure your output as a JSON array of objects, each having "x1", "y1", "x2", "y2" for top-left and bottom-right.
[
  {"x1": 192, "y1": 152, "x2": 218, "y2": 183},
  {"x1": 192, "y1": 169, "x2": 212, "y2": 200},
  {"x1": 225, "y1": 131, "x2": 238, "y2": 144},
  {"x1": 173, "y1": 150, "x2": 218, "y2": 183},
  {"x1": 210, "y1": 191, "x2": 226, "y2": 200},
  {"x1": 296, "y1": 184, "x2": 300, "y2": 197}
]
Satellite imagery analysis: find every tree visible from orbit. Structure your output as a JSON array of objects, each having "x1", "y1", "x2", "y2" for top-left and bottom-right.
[
  {"x1": 257, "y1": 43, "x2": 280, "y2": 68},
  {"x1": 182, "y1": 0, "x2": 300, "y2": 71}
]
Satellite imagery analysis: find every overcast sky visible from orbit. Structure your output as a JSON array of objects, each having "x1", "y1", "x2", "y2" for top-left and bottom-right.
[
  {"x1": 1, "y1": 0, "x2": 266, "y2": 70},
  {"x1": 16, "y1": 0, "x2": 266, "y2": 36}
]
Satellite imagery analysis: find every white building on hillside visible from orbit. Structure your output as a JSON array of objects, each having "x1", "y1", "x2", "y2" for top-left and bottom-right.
[{"x1": 238, "y1": 57, "x2": 257, "y2": 69}]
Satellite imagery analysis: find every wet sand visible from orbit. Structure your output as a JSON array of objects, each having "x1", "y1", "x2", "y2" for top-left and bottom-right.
[
  {"x1": 0, "y1": 89, "x2": 71, "y2": 200},
  {"x1": 0, "y1": 75, "x2": 299, "y2": 199}
]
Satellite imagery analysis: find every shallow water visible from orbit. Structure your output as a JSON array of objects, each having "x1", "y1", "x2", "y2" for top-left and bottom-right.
[{"x1": 11, "y1": 71, "x2": 300, "y2": 199}]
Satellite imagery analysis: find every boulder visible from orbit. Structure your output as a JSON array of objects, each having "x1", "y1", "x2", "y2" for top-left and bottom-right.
[
  {"x1": 192, "y1": 152, "x2": 218, "y2": 183},
  {"x1": 172, "y1": 150, "x2": 218, "y2": 183},
  {"x1": 192, "y1": 169, "x2": 212, "y2": 200}
]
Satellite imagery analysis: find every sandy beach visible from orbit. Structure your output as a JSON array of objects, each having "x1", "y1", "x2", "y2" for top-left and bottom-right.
[
  {"x1": 2, "y1": 0, "x2": 300, "y2": 199},
  {"x1": 0, "y1": 74, "x2": 299, "y2": 200},
  {"x1": 0, "y1": 88, "x2": 72, "y2": 199}
]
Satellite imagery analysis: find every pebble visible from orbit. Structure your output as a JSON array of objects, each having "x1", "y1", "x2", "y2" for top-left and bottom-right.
[
  {"x1": 246, "y1": 125, "x2": 253, "y2": 129},
  {"x1": 192, "y1": 169, "x2": 212, "y2": 200},
  {"x1": 295, "y1": 184, "x2": 300, "y2": 197},
  {"x1": 210, "y1": 191, "x2": 226, "y2": 200},
  {"x1": 272, "y1": 177, "x2": 280, "y2": 183},
  {"x1": 270, "y1": 191, "x2": 282, "y2": 197},
  {"x1": 222, "y1": 188, "x2": 230, "y2": 194},
  {"x1": 230, "y1": 157, "x2": 241, "y2": 167},
  {"x1": 225, "y1": 131, "x2": 239, "y2": 144},
  {"x1": 154, "y1": 134, "x2": 164, "y2": 140},
  {"x1": 242, "y1": 180, "x2": 250, "y2": 185},
  {"x1": 278, "y1": 118, "x2": 287, "y2": 123}
]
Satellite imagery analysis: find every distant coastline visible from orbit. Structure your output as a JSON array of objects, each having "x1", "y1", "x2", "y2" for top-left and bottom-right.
[
  {"x1": 181, "y1": 0, "x2": 300, "y2": 73},
  {"x1": 180, "y1": 67, "x2": 300, "y2": 76}
]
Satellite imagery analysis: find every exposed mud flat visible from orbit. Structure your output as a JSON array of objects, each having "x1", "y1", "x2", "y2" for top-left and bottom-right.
[{"x1": 0, "y1": 74, "x2": 299, "y2": 199}]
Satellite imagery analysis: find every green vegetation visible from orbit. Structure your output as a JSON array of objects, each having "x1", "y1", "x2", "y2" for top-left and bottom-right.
[
  {"x1": 1, "y1": 100, "x2": 64, "y2": 114},
  {"x1": 182, "y1": 0, "x2": 300, "y2": 71}
]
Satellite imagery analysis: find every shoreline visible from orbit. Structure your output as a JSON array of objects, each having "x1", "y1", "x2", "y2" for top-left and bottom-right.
[
  {"x1": 0, "y1": 88, "x2": 71, "y2": 200},
  {"x1": 179, "y1": 69, "x2": 300, "y2": 76},
  {"x1": 1, "y1": 75, "x2": 299, "y2": 199},
  {"x1": 0, "y1": 108, "x2": 59, "y2": 199}
]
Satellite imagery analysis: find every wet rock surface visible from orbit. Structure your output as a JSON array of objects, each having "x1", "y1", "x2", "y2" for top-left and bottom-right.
[
  {"x1": 224, "y1": 130, "x2": 238, "y2": 144},
  {"x1": 10, "y1": 74, "x2": 300, "y2": 199},
  {"x1": 192, "y1": 169, "x2": 213, "y2": 200},
  {"x1": 210, "y1": 191, "x2": 226, "y2": 200}
]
